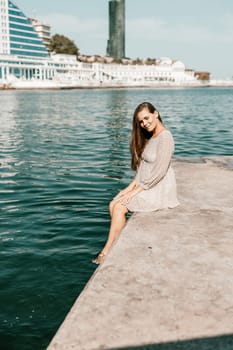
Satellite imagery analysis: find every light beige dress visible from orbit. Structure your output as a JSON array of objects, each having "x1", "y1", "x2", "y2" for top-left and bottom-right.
[{"x1": 127, "y1": 130, "x2": 179, "y2": 212}]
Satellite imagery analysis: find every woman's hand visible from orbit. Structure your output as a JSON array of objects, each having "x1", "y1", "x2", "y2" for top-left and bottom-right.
[
  {"x1": 114, "y1": 178, "x2": 137, "y2": 201},
  {"x1": 115, "y1": 191, "x2": 133, "y2": 205},
  {"x1": 114, "y1": 189, "x2": 129, "y2": 201},
  {"x1": 114, "y1": 186, "x2": 143, "y2": 206}
]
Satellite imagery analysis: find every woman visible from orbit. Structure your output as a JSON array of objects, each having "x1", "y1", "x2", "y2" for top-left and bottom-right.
[{"x1": 92, "y1": 102, "x2": 179, "y2": 264}]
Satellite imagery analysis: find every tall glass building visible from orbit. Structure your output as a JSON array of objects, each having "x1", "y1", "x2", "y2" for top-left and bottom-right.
[{"x1": 0, "y1": 0, "x2": 49, "y2": 58}]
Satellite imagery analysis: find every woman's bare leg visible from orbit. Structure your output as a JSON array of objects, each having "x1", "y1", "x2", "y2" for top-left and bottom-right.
[
  {"x1": 103, "y1": 201, "x2": 128, "y2": 252},
  {"x1": 109, "y1": 198, "x2": 117, "y2": 217},
  {"x1": 93, "y1": 201, "x2": 128, "y2": 264}
]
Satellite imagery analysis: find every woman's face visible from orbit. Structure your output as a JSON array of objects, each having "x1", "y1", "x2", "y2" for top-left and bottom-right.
[{"x1": 137, "y1": 108, "x2": 159, "y2": 133}]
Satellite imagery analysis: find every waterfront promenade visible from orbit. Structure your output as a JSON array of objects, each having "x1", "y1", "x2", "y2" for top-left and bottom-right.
[{"x1": 47, "y1": 157, "x2": 233, "y2": 350}]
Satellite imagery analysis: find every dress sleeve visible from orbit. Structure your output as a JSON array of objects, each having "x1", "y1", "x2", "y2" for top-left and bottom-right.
[{"x1": 138, "y1": 131, "x2": 174, "y2": 190}]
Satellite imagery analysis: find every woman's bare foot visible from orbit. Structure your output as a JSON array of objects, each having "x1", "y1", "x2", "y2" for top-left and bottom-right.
[{"x1": 92, "y1": 251, "x2": 106, "y2": 265}]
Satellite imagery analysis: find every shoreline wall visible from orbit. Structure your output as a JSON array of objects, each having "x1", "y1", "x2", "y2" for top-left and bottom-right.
[{"x1": 47, "y1": 156, "x2": 233, "y2": 350}]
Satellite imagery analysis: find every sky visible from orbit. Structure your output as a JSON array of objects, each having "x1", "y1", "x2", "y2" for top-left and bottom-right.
[{"x1": 15, "y1": 0, "x2": 233, "y2": 79}]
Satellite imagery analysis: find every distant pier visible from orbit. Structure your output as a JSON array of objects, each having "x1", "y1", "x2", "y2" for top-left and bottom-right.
[{"x1": 47, "y1": 157, "x2": 233, "y2": 350}]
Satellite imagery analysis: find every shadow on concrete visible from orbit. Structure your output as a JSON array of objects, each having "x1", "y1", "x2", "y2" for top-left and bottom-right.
[{"x1": 108, "y1": 334, "x2": 233, "y2": 350}]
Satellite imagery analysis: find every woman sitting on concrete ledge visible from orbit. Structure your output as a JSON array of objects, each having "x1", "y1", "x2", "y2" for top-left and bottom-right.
[{"x1": 92, "y1": 101, "x2": 179, "y2": 264}]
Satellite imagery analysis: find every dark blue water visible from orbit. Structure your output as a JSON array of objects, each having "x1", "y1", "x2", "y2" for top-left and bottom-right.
[{"x1": 0, "y1": 88, "x2": 232, "y2": 350}]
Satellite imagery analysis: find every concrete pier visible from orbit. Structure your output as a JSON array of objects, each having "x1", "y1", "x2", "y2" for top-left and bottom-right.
[{"x1": 47, "y1": 157, "x2": 233, "y2": 350}]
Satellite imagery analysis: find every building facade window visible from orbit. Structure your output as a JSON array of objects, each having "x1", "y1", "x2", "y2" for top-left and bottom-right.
[{"x1": 0, "y1": 0, "x2": 49, "y2": 58}]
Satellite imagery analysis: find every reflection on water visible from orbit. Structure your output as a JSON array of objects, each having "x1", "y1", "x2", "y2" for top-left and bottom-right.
[{"x1": 0, "y1": 87, "x2": 233, "y2": 350}]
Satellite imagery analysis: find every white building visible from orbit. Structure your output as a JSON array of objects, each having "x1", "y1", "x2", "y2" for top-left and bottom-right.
[
  {"x1": 29, "y1": 18, "x2": 51, "y2": 47},
  {"x1": 0, "y1": 1, "x2": 208, "y2": 89},
  {"x1": 0, "y1": 0, "x2": 49, "y2": 58}
]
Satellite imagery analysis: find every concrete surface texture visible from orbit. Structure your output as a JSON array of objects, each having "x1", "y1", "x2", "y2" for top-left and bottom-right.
[{"x1": 47, "y1": 157, "x2": 233, "y2": 350}]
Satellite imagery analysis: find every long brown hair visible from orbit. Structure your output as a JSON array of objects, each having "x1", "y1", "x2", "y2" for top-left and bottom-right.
[{"x1": 130, "y1": 102, "x2": 163, "y2": 170}]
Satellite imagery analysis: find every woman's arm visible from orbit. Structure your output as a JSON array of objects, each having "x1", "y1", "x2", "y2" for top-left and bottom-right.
[
  {"x1": 114, "y1": 182, "x2": 144, "y2": 205},
  {"x1": 114, "y1": 177, "x2": 137, "y2": 200}
]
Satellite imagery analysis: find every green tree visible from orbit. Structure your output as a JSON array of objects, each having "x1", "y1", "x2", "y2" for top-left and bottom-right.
[{"x1": 49, "y1": 34, "x2": 79, "y2": 55}]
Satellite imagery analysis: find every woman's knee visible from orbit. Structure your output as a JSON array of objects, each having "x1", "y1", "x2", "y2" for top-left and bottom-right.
[
  {"x1": 112, "y1": 201, "x2": 128, "y2": 215},
  {"x1": 109, "y1": 199, "x2": 116, "y2": 214}
]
